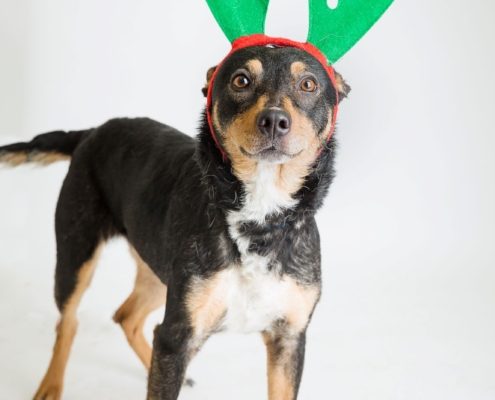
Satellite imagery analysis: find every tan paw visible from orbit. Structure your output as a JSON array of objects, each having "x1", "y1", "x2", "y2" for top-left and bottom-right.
[{"x1": 33, "y1": 382, "x2": 63, "y2": 400}]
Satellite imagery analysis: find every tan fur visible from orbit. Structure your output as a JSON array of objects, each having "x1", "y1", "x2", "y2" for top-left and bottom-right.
[
  {"x1": 290, "y1": 61, "x2": 307, "y2": 77},
  {"x1": 187, "y1": 267, "x2": 318, "y2": 335},
  {"x1": 273, "y1": 97, "x2": 327, "y2": 195},
  {"x1": 263, "y1": 280, "x2": 319, "y2": 400},
  {"x1": 33, "y1": 244, "x2": 102, "y2": 400},
  {"x1": 0, "y1": 151, "x2": 71, "y2": 167},
  {"x1": 246, "y1": 59, "x2": 263, "y2": 77},
  {"x1": 319, "y1": 106, "x2": 335, "y2": 143},
  {"x1": 334, "y1": 71, "x2": 350, "y2": 99},
  {"x1": 113, "y1": 247, "x2": 167, "y2": 369},
  {"x1": 263, "y1": 332, "x2": 297, "y2": 400},
  {"x1": 186, "y1": 272, "x2": 227, "y2": 340},
  {"x1": 0, "y1": 151, "x2": 69, "y2": 167},
  {"x1": 0, "y1": 151, "x2": 28, "y2": 166},
  {"x1": 219, "y1": 95, "x2": 268, "y2": 182},
  {"x1": 31, "y1": 152, "x2": 71, "y2": 165},
  {"x1": 263, "y1": 281, "x2": 319, "y2": 400},
  {"x1": 202, "y1": 65, "x2": 217, "y2": 96},
  {"x1": 284, "y1": 281, "x2": 320, "y2": 332}
]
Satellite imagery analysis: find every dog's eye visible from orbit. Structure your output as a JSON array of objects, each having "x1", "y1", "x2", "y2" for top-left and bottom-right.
[
  {"x1": 300, "y1": 78, "x2": 318, "y2": 92},
  {"x1": 232, "y1": 74, "x2": 251, "y2": 89}
]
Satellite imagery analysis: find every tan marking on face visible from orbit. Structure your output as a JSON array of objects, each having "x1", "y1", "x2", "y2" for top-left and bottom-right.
[
  {"x1": 217, "y1": 93, "x2": 333, "y2": 198},
  {"x1": 246, "y1": 59, "x2": 263, "y2": 77},
  {"x1": 186, "y1": 271, "x2": 228, "y2": 339},
  {"x1": 113, "y1": 246, "x2": 167, "y2": 370},
  {"x1": 290, "y1": 61, "x2": 307, "y2": 77},
  {"x1": 271, "y1": 97, "x2": 327, "y2": 196},
  {"x1": 212, "y1": 102, "x2": 223, "y2": 136},
  {"x1": 221, "y1": 95, "x2": 269, "y2": 182},
  {"x1": 319, "y1": 107, "x2": 334, "y2": 142},
  {"x1": 34, "y1": 244, "x2": 102, "y2": 400}
]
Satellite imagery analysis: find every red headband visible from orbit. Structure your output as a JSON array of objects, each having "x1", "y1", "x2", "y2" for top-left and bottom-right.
[{"x1": 206, "y1": 34, "x2": 339, "y2": 161}]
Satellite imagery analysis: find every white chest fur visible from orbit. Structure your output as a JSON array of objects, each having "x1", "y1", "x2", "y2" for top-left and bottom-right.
[
  {"x1": 221, "y1": 163, "x2": 297, "y2": 333},
  {"x1": 228, "y1": 162, "x2": 297, "y2": 225},
  {"x1": 220, "y1": 267, "x2": 292, "y2": 333},
  {"x1": 187, "y1": 266, "x2": 318, "y2": 337}
]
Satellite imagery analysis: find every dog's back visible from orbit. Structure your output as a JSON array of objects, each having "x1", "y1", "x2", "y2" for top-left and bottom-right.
[
  {"x1": 72, "y1": 118, "x2": 198, "y2": 233},
  {"x1": 1, "y1": 117, "x2": 197, "y2": 234}
]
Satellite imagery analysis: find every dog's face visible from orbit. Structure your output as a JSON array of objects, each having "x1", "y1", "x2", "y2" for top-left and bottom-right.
[{"x1": 205, "y1": 46, "x2": 350, "y2": 186}]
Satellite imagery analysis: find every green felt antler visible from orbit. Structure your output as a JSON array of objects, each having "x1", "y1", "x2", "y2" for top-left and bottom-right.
[
  {"x1": 205, "y1": 0, "x2": 269, "y2": 42},
  {"x1": 205, "y1": 0, "x2": 394, "y2": 63},
  {"x1": 307, "y1": 0, "x2": 394, "y2": 63}
]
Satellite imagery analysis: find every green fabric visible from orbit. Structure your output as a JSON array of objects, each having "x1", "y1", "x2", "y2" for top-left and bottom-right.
[
  {"x1": 205, "y1": 0, "x2": 269, "y2": 42},
  {"x1": 205, "y1": 0, "x2": 394, "y2": 63},
  {"x1": 307, "y1": 0, "x2": 394, "y2": 63}
]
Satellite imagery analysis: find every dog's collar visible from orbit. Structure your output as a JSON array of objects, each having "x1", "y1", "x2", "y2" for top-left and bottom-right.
[{"x1": 206, "y1": 34, "x2": 339, "y2": 162}]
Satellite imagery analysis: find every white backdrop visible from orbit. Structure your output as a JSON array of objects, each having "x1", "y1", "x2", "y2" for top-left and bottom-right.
[{"x1": 0, "y1": 0, "x2": 494, "y2": 399}]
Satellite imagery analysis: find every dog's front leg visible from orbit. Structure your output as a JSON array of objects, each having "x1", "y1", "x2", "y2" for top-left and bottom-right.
[
  {"x1": 147, "y1": 313, "x2": 198, "y2": 400},
  {"x1": 147, "y1": 323, "x2": 187, "y2": 399},
  {"x1": 262, "y1": 328, "x2": 307, "y2": 400},
  {"x1": 146, "y1": 271, "x2": 225, "y2": 400}
]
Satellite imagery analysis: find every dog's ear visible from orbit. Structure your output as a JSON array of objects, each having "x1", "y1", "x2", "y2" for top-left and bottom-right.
[
  {"x1": 202, "y1": 65, "x2": 217, "y2": 97},
  {"x1": 334, "y1": 71, "x2": 351, "y2": 102}
]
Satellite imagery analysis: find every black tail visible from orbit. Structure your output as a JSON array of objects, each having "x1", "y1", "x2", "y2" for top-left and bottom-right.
[{"x1": 0, "y1": 129, "x2": 92, "y2": 166}]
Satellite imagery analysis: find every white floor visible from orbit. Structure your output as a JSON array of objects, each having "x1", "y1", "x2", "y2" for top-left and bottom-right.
[{"x1": 0, "y1": 154, "x2": 494, "y2": 399}]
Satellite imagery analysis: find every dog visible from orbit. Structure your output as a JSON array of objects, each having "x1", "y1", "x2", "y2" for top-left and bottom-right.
[{"x1": 0, "y1": 44, "x2": 350, "y2": 399}]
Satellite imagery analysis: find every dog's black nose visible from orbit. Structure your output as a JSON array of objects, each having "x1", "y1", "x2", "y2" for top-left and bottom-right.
[{"x1": 257, "y1": 109, "x2": 291, "y2": 138}]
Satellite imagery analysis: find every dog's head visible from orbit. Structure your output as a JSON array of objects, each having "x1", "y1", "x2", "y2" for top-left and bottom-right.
[{"x1": 204, "y1": 45, "x2": 349, "y2": 187}]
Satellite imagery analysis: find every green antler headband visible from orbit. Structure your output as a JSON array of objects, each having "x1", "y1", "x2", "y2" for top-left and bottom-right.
[{"x1": 205, "y1": 0, "x2": 394, "y2": 63}]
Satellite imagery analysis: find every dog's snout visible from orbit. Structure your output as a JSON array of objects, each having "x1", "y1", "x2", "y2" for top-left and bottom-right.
[{"x1": 257, "y1": 109, "x2": 291, "y2": 138}]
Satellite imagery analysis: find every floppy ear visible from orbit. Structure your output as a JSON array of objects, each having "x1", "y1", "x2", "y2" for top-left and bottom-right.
[
  {"x1": 334, "y1": 71, "x2": 351, "y2": 103},
  {"x1": 202, "y1": 65, "x2": 217, "y2": 97}
]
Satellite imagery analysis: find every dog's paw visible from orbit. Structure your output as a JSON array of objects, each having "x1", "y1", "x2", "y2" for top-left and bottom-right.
[
  {"x1": 33, "y1": 377, "x2": 62, "y2": 400},
  {"x1": 33, "y1": 382, "x2": 62, "y2": 400}
]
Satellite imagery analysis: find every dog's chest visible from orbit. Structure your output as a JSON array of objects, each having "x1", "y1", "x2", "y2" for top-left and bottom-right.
[
  {"x1": 219, "y1": 266, "x2": 291, "y2": 333},
  {"x1": 220, "y1": 163, "x2": 297, "y2": 333},
  {"x1": 222, "y1": 216, "x2": 289, "y2": 334}
]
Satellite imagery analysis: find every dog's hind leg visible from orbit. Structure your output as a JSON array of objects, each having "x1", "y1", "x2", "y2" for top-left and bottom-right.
[
  {"x1": 33, "y1": 163, "x2": 113, "y2": 400},
  {"x1": 113, "y1": 246, "x2": 167, "y2": 370},
  {"x1": 33, "y1": 245, "x2": 102, "y2": 400}
]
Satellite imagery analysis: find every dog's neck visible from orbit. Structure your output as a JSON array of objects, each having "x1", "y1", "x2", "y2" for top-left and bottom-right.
[{"x1": 195, "y1": 112, "x2": 336, "y2": 225}]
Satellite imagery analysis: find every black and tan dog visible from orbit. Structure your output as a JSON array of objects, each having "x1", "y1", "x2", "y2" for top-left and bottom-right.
[{"x1": 0, "y1": 45, "x2": 349, "y2": 399}]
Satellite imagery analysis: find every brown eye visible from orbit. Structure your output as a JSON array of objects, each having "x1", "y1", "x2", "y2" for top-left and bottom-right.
[
  {"x1": 232, "y1": 74, "x2": 251, "y2": 89},
  {"x1": 300, "y1": 78, "x2": 317, "y2": 92}
]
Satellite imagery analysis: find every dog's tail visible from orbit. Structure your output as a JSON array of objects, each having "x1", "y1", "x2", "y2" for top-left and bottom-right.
[{"x1": 0, "y1": 129, "x2": 93, "y2": 167}]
